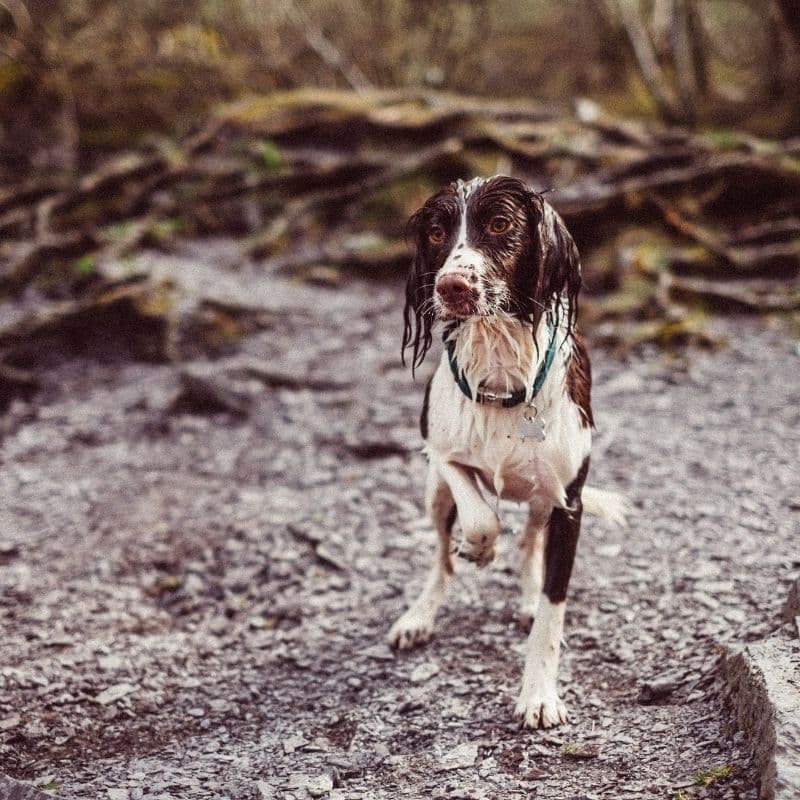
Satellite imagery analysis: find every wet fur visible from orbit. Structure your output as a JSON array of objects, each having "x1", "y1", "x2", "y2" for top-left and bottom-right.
[
  {"x1": 390, "y1": 175, "x2": 625, "y2": 730},
  {"x1": 402, "y1": 176, "x2": 580, "y2": 373}
]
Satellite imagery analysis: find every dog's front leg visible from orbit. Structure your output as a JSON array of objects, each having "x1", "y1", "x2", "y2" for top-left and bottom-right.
[
  {"x1": 515, "y1": 458, "x2": 588, "y2": 729},
  {"x1": 388, "y1": 463, "x2": 456, "y2": 649},
  {"x1": 433, "y1": 455, "x2": 500, "y2": 568},
  {"x1": 518, "y1": 498, "x2": 551, "y2": 629}
]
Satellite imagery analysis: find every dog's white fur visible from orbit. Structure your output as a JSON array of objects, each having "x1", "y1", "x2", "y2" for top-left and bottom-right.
[
  {"x1": 389, "y1": 313, "x2": 599, "y2": 727},
  {"x1": 389, "y1": 178, "x2": 627, "y2": 729}
]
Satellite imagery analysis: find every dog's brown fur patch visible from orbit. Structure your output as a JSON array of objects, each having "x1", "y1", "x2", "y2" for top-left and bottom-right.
[{"x1": 567, "y1": 333, "x2": 593, "y2": 428}]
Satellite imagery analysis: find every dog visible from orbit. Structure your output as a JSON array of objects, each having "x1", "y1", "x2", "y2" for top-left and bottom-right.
[{"x1": 387, "y1": 175, "x2": 627, "y2": 729}]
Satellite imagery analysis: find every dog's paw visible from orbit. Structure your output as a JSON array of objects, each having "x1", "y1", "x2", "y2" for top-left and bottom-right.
[
  {"x1": 457, "y1": 533, "x2": 496, "y2": 568},
  {"x1": 387, "y1": 611, "x2": 433, "y2": 650},
  {"x1": 514, "y1": 691, "x2": 568, "y2": 729}
]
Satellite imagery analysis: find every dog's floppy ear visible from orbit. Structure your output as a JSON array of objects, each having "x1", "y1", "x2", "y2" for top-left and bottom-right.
[
  {"x1": 522, "y1": 190, "x2": 582, "y2": 333},
  {"x1": 402, "y1": 183, "x2": 457, "y2": 372},
  {"x1": 402, "y1": 207, "x2": 436, "y2": 373}
]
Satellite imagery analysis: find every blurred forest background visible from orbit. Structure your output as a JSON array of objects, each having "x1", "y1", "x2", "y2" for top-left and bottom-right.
[
  {"x1": 4, "y1": 0, "x2": 800, "y2": 166},
  {"x1": 2, "y1": 0, "x2": 800, "y2": 388}
]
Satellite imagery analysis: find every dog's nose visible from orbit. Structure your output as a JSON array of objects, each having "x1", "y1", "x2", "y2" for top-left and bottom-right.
[{"x1": 436, "y1": 274, "x2": 472, "y2": 304}]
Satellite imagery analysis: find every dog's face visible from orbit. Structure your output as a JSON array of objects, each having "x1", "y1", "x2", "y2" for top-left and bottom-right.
[{"x1": 402, "y1": 175, "x2": 581, "y2": 370}]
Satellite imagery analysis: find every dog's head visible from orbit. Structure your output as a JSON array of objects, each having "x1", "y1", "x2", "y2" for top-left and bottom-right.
[{"x1": 402, "y1": 175, "x2": 581, "y2": 370}]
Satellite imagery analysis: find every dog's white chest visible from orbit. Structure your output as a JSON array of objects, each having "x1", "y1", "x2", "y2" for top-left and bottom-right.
[{"x1": 425, "y1": 359, "x2": 590, "y2": 506}]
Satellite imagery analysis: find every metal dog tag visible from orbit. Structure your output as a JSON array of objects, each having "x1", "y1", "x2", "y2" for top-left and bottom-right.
[{"x1": 518, "y1": 407, "x2": 545, "y2": 442}]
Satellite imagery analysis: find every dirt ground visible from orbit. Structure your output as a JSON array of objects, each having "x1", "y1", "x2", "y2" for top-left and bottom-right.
[{"x1": 1, "y1": 241, "x2": 798, "y2": 799}]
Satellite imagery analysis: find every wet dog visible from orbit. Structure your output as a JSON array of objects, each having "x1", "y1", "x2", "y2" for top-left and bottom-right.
[{"x1": 388, "y1": 175, "x2": 626, "y2": 728}]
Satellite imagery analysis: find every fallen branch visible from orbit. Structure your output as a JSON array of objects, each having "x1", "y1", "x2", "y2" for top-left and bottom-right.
[
  {"x1": 1, "y1": 88, "x2": 798, "y2": 360},
  {"x1": 666, "y1": 274, "x2": 800, "y2": 312}
]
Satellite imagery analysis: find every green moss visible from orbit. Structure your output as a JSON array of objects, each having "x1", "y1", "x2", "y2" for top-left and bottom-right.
[
  {"x1": 601, "y1": 274, "x2": 656, "y2": 317},
  {"x1": 222, "y1": 88, "x2": 373, "y2": 126},
  {"x1": 150, "y1": 218, "x2": 183, "y2": 240},
  {"x1": 631, "y1": 242, "x2": 672, "y2": 276},
  {"x1": 74, "y1": 254, "x2": 96, "y2": 275},
  {"x1": 102, "y1": 221, "x2": 135, "y2": 241},
  {"x1": 694, "y1": 764, "x2": 736, "y2": 786},
  {"x1": 129, "y1": 67, "x2": 184, "y2": 92},
  {"x1": 704, "y1": 130, "x2": 743, "y2": 151},
  {"x1": 259, "y1": 139, "x2": 282, "y2": 171}
]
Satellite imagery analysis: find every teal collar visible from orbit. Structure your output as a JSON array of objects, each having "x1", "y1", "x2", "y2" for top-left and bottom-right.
[{"x1": 443, "y1": 316, "x2": 559, "y2": 408}]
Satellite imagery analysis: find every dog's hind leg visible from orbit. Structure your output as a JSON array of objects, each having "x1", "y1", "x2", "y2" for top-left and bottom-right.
[
  {"x1": 388, "y1": 464, "x2": 456, "y2": 650},
  {"x1": 518, "y1": 498, "x2": 551, "y2": 630}
]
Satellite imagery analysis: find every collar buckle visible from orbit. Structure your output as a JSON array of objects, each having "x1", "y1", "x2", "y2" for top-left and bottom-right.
[{"x1": 477, "y1": 388, "x2": 515, "y2": 403}]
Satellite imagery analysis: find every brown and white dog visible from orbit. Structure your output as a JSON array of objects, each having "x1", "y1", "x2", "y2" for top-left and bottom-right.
[{"x1": 388, "y1": 175, "x2": 626, "y2": 729}]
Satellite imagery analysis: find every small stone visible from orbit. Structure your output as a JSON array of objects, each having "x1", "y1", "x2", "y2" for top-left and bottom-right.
[
  {"x1": 723, "y1": 607, "x2": 747, "y2": 624},
  {"x1": 562, "y1": 743, "x2": 600, "y2": 759},
  {"x1": 256, "y1": 781, "x2": 274, "y2": 799},
  {"x1": 170, "y1": 370, "x2": 252, "y2": 417},
  {"x1": 107, "y1": 789, "x2": 130, "y2": 800},
  {"x1": 611, "y1": 733, "x2": 635, "y2": 745},
  {"x1": 638, "y1": 676, "x2": 681, "y2": 705},
  {"x1": 650, "y1": 722, "x2": 669, "y2": 733},
  {"x1": 95, "y1": 682, "x2": 138, "y2": 705},
  {"x1": 303, "y1": 266, "x2": 341, "y2": 287},
  {"x1": 410, "y1": 662, "x2": 440, "y2": 683},
  {"x1": 98, "y1": 654, "x2": 125, "y2": 671},
  {"x1": 283, "y1": 733, "x2": 307, "y2": 754},
  {"x1": 0, "y1": 714, "x2": 21, "y2": 731},
  {"x1": 361, "y1": 644, "x2": 395, "y2": 662},
  {"x1": 304, "y1": 774, "x2": 334, "y2": 798},
  {"x1": 478, "y1": 756, "x2": 498, "y2": 777},
  {"x1": 207, "y1": 616, "x2": 229, "y2": 636},
  {"x1": 692, "y1": 591, "x2": 720, "y2": 610},
  {"x1": 182, "y1": 573, "x2": 206, "y2": 594},
  {"x1": 440, "y1": 742, "x2": 479, "y2": 771}
]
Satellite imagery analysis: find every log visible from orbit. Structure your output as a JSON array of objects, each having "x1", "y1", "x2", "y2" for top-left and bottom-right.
[{"x1": 0, "y1": 88, "x2": 798, "y2": 358}]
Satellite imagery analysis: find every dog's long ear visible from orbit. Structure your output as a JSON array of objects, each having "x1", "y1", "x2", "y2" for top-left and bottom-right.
[
  {"x1": 541, "y1": 202, "x2": 581, "y2": 332},
  {"x1": 402, "y1": 208, "x2": 435, "y2": 373},
  {"x1": 522, "y1": 191, "x2": 582, "y2": 334}
]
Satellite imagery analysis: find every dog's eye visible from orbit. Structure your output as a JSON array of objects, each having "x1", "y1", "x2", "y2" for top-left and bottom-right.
[
  {"x1": 488, "y1": 216, "x2": 512, "y2": 234},
  {"x1": 428, "y1": 225, "x2": 446, "y2": 244}
]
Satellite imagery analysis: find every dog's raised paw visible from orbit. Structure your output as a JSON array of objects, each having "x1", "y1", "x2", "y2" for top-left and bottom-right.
[
  {"x1": 457, "y1": 535, "x2": 496, "y2": 568},
  {"x1": 514, "y1": 693, "x2": 568, "y2": 729}
]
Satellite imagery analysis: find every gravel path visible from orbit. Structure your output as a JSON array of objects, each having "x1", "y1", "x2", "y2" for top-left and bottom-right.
[{"x1": 1, "y1": 244, "x2": 798, "y2": 799}]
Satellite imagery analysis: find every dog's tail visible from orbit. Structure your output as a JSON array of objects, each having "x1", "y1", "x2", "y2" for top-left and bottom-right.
[{"x1": 582, "y1": 486, "x2": 630, "y2": 528}]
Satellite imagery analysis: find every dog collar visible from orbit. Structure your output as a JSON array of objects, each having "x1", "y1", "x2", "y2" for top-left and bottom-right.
[{"x1": 442, "y1": 316, "x2": 559, "y2": 409}]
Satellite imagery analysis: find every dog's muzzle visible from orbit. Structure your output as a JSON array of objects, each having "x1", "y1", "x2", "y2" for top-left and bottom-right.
[{"x1": 436, "y1": 270, "x2": 478, "y2": 318}]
